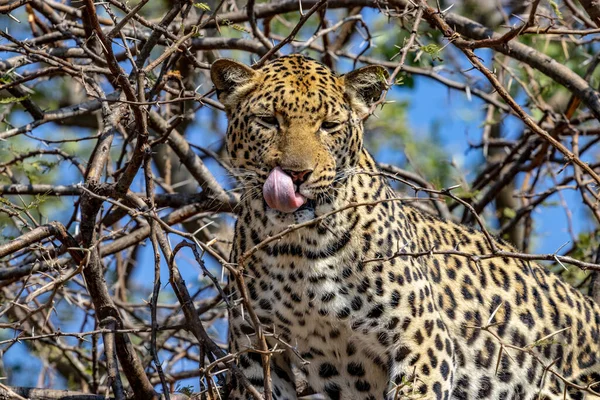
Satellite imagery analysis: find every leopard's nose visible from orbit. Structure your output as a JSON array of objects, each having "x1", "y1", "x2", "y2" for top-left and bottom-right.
[{"x1": 282, "y1": 169, "x2": 313, "y2": 185}]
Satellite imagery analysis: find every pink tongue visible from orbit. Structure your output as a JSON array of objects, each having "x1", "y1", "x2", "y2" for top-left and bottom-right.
[{"x1": 263, "y1": 166, "x2": 307, "y2": 213}]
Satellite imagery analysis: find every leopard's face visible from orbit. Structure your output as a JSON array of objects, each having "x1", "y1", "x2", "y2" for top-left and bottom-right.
[
  {"x1": 211, "y1": 55, "x2": 387, "y2": 224},
  {"x1": 225, "y1": 57, "x2": 359, "y2": 201}
]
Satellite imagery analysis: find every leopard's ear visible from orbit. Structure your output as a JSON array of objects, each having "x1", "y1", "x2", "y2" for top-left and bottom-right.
[
  {"x1": 343, "y1": 65, "x2": 389, "y2": 114},
  {"x1": 210, "y1": 59, "x2": 259, "y2": 110}
]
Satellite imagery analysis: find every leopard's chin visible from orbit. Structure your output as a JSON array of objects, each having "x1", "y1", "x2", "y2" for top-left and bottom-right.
[
  {"x1": 264, "y1": 205, "x2": 316, "y2": 229},
  {"x1": 258, "y1": 187, "x2": 342, "y2": 230}
]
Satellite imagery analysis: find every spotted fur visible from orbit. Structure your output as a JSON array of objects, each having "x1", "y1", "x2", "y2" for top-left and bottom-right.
[{"x1": 211, "y1": 55, "x2": 600, "y2": 400}]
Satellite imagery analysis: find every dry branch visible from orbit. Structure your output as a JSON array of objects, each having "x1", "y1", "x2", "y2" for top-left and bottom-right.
[{"x1": 1, "y1": 0, "x2": 599, "y2": 398}]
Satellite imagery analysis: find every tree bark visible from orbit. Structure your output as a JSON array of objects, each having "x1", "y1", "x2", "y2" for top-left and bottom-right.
[{"x1": 577, "y1": 0, "x2": 600, "y2": 26}]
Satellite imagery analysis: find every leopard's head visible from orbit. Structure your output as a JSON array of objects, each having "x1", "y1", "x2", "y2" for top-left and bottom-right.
[{"x1": 211, "y1": 55, "x2": 387, "y2": 223}]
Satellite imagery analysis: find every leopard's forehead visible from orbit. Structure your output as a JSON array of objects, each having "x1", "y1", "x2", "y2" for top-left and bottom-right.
[
  {"x1": 253, "y1": 55, "x2": 347, "y2": 117},
  {"x1": 260, "y1": 53, "x2": 335, "y2": 75}
]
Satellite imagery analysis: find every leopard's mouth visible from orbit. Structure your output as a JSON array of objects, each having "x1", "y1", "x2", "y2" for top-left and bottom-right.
[
  {"x1": 295, "y1": 198, "x2": 316, "y2": 212},
  {"x1": 262, "y1": 167, "x2": 312, "y2": 213}
]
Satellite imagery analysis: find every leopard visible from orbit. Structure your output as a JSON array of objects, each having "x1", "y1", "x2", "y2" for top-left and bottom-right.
[{"x1": 210, "y1": 54, "x2": 600, "y2": 400}]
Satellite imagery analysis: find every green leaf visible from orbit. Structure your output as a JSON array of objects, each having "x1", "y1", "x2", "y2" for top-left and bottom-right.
[
  {"x1": 502, "y1": 207, "x2": 517, "y2": 219},
  {"x1": 24, "y1": 193, "x2": 50, "y2": 211},
  {"x1": 193, "y1": 2, "x2": 211, "y2": 11},
  {"x1": 549, "y1": 0, "x2": 563, "y2": 19},
  {"x1": 453, "y1": 188, "x2": 480, "y2": 200},
  {"x1": 176, "y1": 385, "x2": 194, "y2": 396},
  {"x1": 420, "y1": 44, "x2": 444, "y2": 62},
  {"x1": 230, "y1": 24, "x2": 249, "y2": 32},
  {"x1": 0, "y1": 95, "x2": 29, "y2": 104}
]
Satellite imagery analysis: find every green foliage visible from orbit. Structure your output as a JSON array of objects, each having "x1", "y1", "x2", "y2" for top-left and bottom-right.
[
  {"x1": 216, "y1": 18, "x2": 249, "y2": 35},
  {"x1": 570, "y1": 232, "x2": 600, "y2": 268},
  {"x1": 25, "y1": 161, "x2": 59, "y2": 183},
  {"x1": 0, "y1": 193, "x2": 59, "y2": 245},
  {"x1": 366, "y1": 100, "x2": 453, "y2": 188},
  {"x1": 0, "y1": 72, "x2": 14, "y2": 84},
  {"x1": 393, "y1": 74, "x2": 406, "y2": 86},
  {"x1": 0, "y1": 95, "x2": 29, "y2": 104},
  {"x1": 453, "y1": 188, "x2": 481, "y2": 200},
  {"x1": 176, "y1": 385, "x2": 194, "y2": 396},
  {"x1": 193, "y1": 2, "x2": 211, "y2": 11},
  {"x1": 504, "y1": 27, "x2": 597, "y2": 116},
  {"x1": 553, "y1": 232, "x2": 599, "y2": 288},
  {"x1": 420, "y1": 43, "x2": 443, "y2": 62},
  {"x1": 24, "y1": 193, "x2": 49, "y2": 211},
  {"x1": 501, "y1": 207, "x2": 517, "y2": 219},
  {"x1": 549, "y1": 0, "x2": 563, "y2": 19},
  {"x1": 0, "y1": 137, "x2": 75, "y2": 237}
]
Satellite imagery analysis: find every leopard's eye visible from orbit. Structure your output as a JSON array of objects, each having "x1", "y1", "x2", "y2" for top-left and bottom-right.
[
  {"x1": 256, "y1": 116, "x2": 279, "y2": 128},
  {"x1": 321, "y1": 121, "x2": 342, "y2": 132}
]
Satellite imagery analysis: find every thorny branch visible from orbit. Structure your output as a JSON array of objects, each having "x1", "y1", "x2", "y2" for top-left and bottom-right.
[{"x1": 1, "y1": 0, "x2": 599, "y2": 399}]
